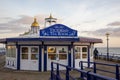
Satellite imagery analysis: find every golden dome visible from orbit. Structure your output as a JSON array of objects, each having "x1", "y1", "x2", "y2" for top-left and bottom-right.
[{"x1": 31, "y1": 18, "x2": 39, "y2": 27}]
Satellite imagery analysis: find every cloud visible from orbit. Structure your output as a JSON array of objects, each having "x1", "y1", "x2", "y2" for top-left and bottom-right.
[
  {"x1": 82, "y1": 27, "x2": 120, "y2": 37},
  {"x1": 0, "y1": 14, "x2": 48, "y2": 34},
  {"x1": 107, "y1": 21, "x2": 120, "y2": 26}
]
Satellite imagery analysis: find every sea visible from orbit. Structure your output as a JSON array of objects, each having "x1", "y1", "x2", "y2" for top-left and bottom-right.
[
  {"x1": 0, "y1": 47, "x2": 6, "y2": 55},
  {"x1": 97, "y1": 47, "x2": 120, "y2": 56}
]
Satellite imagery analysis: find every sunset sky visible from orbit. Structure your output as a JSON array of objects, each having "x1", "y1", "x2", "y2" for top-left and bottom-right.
[{"x1": 0, "y1": 0, "x2": 120, "y2": 47}]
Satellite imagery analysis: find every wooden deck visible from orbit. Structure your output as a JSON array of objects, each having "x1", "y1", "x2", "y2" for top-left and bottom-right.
[{"x1": 0, "y1": 55, "x2": 119, "y2": 80}]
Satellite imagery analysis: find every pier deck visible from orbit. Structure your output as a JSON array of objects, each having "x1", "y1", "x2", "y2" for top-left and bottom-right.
[{"x1": 0, "y1": 55, "x2": 119, "y2": 80}]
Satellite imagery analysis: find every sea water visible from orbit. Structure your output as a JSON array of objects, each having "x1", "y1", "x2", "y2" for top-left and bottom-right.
[{"x1": 97, "y1": 47, "x2": 120, "y2": 56}]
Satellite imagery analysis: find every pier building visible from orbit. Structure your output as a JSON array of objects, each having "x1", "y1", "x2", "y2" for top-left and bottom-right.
[{"x1": 0, "y1": 15, "x2": 102, "y2": 71}]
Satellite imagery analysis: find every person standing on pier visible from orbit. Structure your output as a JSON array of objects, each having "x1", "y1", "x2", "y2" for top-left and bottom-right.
[{"x1": 94, "y1": 48, "x2": 99, "y2": 59}]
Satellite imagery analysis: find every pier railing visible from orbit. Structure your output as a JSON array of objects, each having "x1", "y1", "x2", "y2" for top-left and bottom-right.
[
  {"x1": 80, "y1": 61, "x2": 120, "y2": 80},
  {"x1": 98, "y1": 53, "x2": 120, "y2": 61},
  {"x1": 51, "y1": 62, "x2": 116, "y2": 80}
]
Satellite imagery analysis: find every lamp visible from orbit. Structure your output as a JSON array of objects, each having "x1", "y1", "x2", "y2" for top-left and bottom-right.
[{"x1": 106, "y1": 32, "x2": 110, "y2": 60}]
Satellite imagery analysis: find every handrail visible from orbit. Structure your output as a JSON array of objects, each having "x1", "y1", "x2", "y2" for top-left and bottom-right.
[
  {"x1": 51, "y1": 62, "x2": 117, "y2": 80},
  {"x1": 80, "y1": 61, "x2": 120, "y2": 80},
  {"x1": 81, "y1": 61, "x2": 120, "y2": 66}
]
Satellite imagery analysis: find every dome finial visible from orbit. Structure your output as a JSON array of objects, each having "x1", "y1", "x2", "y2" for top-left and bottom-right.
[
  {"x1": 31, "y1": 17, "x2": 39, "y2": 27},
  {"x1": 34, "y1": 17, "x2": 37, "y2": 22},
  {"x1": 49, "y1": 13, "x2": 53, "y2": 18}
]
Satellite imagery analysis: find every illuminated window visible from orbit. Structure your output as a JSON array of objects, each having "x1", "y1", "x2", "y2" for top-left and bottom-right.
[
  {"x1": 48, "y1": 54, "x2": 56, "y2": 60},
  {"x1": 48, "y1": 46, "x2": 68, "y2": 60},
  {"x1": 6, "y1": 45, "x2": 16, "y2": 58},
  {"x1": 59, "y1": 54, "x2": 67, "y2": 60},
  {"x1": 48, "y1": 47, "x2": 56, "y2": 60}
]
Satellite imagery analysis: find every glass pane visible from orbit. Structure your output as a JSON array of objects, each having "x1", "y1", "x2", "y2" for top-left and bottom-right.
[
  {"x1": 75, "y1": 53, "x2": 80, "y2": 59},
  {"x1": 31, "y1": 47, "x2": 38, "y2": 53},
  {"x1": 59, "y1": 54, "x2": 67, "y2": 60},
  {"x1": 31, "y1": 54, "x2": 38, "y2": 60},
  {"x1": 6, "y1": 46, "x2": 11, "y2": 57},
  {"x1": 48, "y1": 54, "x2": 56, "y2": 60},
  {"x1": 82, "y1": 47, "x2": 87, "y2": 52},
  {"x1": 82, "y1": 54, "x2": 87, "y2": 58},
  {"x1": 22, "y1": 54, "x2": 28, "y2": 59},
  {"x1": 48, "y1": 47, "x2": 56, "y2": 53},
  {"x1": 22, "y1": 47, "x2": 28, "y2": 53},
  {"x1": 59, "y1": 48, "x2": 67, "y2": 53},
  {"x1": 75, "y1": 47, "x2": 81, "y2": 52},
  {"x1": 6, "y1": 46, "x2": 16, "y2": 58}
]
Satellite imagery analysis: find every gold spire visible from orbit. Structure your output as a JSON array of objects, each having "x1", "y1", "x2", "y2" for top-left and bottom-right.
[
  {"x1": 31, "y1": 17, "x2": 39, "y2": 27},
  {"x1": 49, "y1": 14, "x2": 53, "y2": 19}
]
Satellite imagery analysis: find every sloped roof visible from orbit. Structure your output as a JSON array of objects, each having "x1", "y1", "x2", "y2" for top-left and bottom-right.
[{"x1": 79, "y1": 37, "x2": 102, "y2": 43}]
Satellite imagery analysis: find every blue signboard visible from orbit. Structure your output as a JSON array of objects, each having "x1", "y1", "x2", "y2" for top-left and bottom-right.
[{"x1": 40, "y1": 24, "x2": 77, "y2": 37}]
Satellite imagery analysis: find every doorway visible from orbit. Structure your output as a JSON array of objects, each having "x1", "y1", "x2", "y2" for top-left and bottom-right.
[
  {"x1": 47, "y1": 46, "x2": 68, "y2": 70},
  {"x1": 20, "y1": 46, "x2": 39, "y2": 70}
]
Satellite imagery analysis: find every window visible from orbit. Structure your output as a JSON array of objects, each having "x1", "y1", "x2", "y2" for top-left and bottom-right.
[
  {"x1": 48, "y1": 46, "x2": 68, "y2": 60},
  {"x1": 48, "y1": 54, "x2": 56, "y2": 60},
  {"x1": 6, "y1": 45, "x2": 16, "y2": 58},
  {"x1": 82, "y1": 47, "x2": 87, "y2": 52},
  {"x1": 21, "y1": 47, "x2": 28, "y2": 59},
  {"x1": 59, "y1": 54, "x2": 67, "y2": 59},
  {"x1": 31, "y1": 47, "x2": 39, "y2": 60},
  {"x1": 58, "y1": 47, "x2": 67, "y2": 60},
  {"x1": 82, "y1": 47, "x2": 87, "y2": 58},
  {"x1": 75, "y1": 46, "x2": 81, "y2": 59},
  {"x1": 48, "y1": 47, "x2": 56, "y2": 60}
]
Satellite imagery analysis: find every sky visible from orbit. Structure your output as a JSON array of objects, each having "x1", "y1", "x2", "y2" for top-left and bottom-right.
[{"x1": 0, "y1": 0, "x2": 120, "y2": 47}]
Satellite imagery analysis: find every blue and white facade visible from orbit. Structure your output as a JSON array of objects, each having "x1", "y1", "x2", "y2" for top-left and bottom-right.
[{"x1": 0, "y1": 15, "x2": 102, "y2": 71}]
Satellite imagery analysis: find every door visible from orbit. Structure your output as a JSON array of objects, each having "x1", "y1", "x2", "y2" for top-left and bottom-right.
[
  {"x1": 74, "y1": 46, "x2": 88, "y2": 68},
  {"x1": 47, "y1": 46, "x2": 68, "y2": 70},
  {"x1": 74, "y1": 46, "x2": 81, "y2": 68},
  {"x1": 20, "y1": 46, "x2": 39, "y2": 70}
]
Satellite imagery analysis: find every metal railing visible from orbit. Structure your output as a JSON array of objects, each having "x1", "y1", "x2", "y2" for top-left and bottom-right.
[
  {"x1": 51, "y1": 62, "x2": 116, "y2": 80},
  {"x1": 98, "y1": 53, "x2": 120, "y2": 61},
  {"x1": 80, "y1": 61, "x2": 120, "y2": 80}
]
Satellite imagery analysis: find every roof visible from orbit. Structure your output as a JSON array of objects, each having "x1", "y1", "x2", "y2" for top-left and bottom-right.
[
  {"x1": 0, "y1": 37, "x2": 102, "y2": 43},
  {"x1": 0, "y1": 37, "x2": 79, "y2": 43},
  {"x1": 79, "y1": 37, "x2": 102, "y2": 43}
]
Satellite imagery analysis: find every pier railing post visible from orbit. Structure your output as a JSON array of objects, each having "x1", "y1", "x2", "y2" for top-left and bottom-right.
[
  {"x1": 93, "y1": 62, "x2": 96, "y2": 73},
  {"x1": 80, "y1": 61, "x2": 83, "y2": 78},
  {"x1": 51, "y1": 62, "x2": 53, "y2": 80},
  {"x1": 87, "y1": 71, "x2": 91, "y2": 80},
  {"x1": 56, "y1": 63, "x2": 59, "y2": 80},
  {"x1": 66, "y1": 66, "x2": 69, "y2": 80},
  {"x1": 116, "y1": 64, "x2": 119, "y2": 80}
]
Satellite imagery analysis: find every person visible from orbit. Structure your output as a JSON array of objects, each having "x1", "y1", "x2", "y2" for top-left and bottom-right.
[{"x1": 93, "y1": 48, "x2": 99, "y2": 59}]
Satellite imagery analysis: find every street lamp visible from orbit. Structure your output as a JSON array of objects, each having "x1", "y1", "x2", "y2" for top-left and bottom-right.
[{"x1": 106, "y1": 33, "x2": 110, "y2": 60}]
